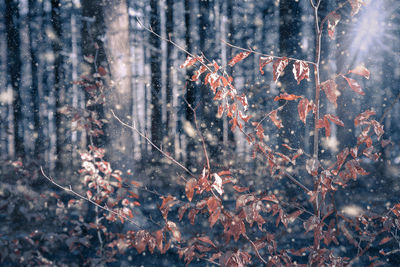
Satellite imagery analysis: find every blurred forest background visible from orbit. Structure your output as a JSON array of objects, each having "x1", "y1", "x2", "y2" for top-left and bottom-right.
[
  {"x1": 0, "y1": 0, "x2": 400, "y2": 265},
  {"x1": 0, "y1": 0, "x2": 399, "y2": 174}
]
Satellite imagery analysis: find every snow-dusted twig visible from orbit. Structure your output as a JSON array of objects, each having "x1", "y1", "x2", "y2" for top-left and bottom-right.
[{"x1": 111, "y1": 110, "x2": 196, "y2": 178}]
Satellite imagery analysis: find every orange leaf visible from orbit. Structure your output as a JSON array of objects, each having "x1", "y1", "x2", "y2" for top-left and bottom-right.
[
  {"x1": 233, "y1": 185, "x2": 249, "y2": 192},
  {"x1": 191, "y1": 65, "x2": 207, "y2": 81},
  {"x1": 379, "y1": 237, "x2": 392, "y2": 246},
  {"x1": 185, "y1": 178, "x2": 197, "y2": 202},
  {"x1": 325, "y1": 114, "x2": 344, "y2": 127},
  {"x1": 238, "y1": 111, "x2": 251, "y2": 123},
  {"x1": 197, "y1": 236, "x2": 216, "y2": 247},
  {"x1": 209, "y1": 208, "x2": 221, "y2": 228},
  {"x1": 274, "y1": 93, "x2": 302, "y2": 101},
  {"x1": 228, "y1": 51, "x2": 251, "y2": 67},
  {"x1": 180, "y1": 55, "x2": 203, "y2": 68}
]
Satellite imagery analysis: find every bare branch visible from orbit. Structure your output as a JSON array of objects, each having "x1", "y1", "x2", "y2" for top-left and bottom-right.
[
  {"x1": 111, "y1": 110, "x2": 196, "y2": 178},
  {"x1": 221, "y1": 39, "x2": 316, "y2": 67},
  {"x1": 243, "y1": 233, "x2": 268, "y2": 265}
]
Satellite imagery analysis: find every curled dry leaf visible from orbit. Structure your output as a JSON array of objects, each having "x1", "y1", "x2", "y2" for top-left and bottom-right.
[
  {"x1": 354, "y1": 109, "x2": 376, "y2": 126},
  {"x1": 185, "y1": 178, "x2": 197, "y2": 202},
  {"x1": 327, "y1": 11, "x2": 341, "y2": 39},
  {"x1": 298, "y1": 98, "x2": 314, "y2": 124},
  {"x1": 166, "y1": 221, "x2": 181, "y2": 242},
  {"x1": 343, "y1": 76, "x2": 365, "y2": 95},
  {"x1": 238, "y1": 111, "x2": 251, "y2": 123},
  {"x1": 272, "y1": 57, "x2": 289, "y2": 83},
  {"x1": 191, "y1": 65, "x2": 207, "y2": 81},
  {"x1": 320, "y1": 80, "x2": 340, "y2": 107},
  {"x1": 325, "y1": 114, "x2": 344, "y2": 127},
  {"x1": 274, "y1": 93, "x2": 302, "y2": 101},
  {"x1": 228, "y1": 51, "x2": 251, "y2": 67},
  {"x1": 233, "y1": 185, "x2": 249, "y2": 193},
  {"x1": 349, "y1": 0, "x2": 365, "y2": 16},
  {"x1": 371, "y1": 120, "x2": 384, "y2": 140},
  {"x1": 212, "y1": 173, "x2": 224, "y2": 195},
  {"x1": 268, "y1": 109, "x2": 283, "y2": 129},
  {"x1": 180, "y1": 55, "x2": 203, "y2": 68},
  {"x1": 348, "y1": 65, "x2": 370, "y2": 79},
  {"x1": 292, "y1": 60, "x2": 310, "y2": 84},
  {"x1": 259, "y1": 56, "x2": 274, "y2": 74}
]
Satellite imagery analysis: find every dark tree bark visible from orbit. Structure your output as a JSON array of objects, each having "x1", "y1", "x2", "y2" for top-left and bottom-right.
[
  {"x1": 150, "y1": 0, "x2": 162, "y2": 153},
  {"x1": 28, "y1": 0, "x2": 41, "y2": 157},
  {"x1": 5, "y1": 0, "x2": 24, "y2": 157},
  {"x1": 165, "y1": 0, "x2": 174, "y2": 148},
  {"x1": 51, "y1": 0, "x2": 67, "y2": 170}
]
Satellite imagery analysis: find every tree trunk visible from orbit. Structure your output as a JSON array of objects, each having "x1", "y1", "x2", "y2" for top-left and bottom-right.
[
  {"x1": 102, "y1": 0, "x2": 134, "y2": 168},
  {"x1": 150, "y1": 0, "x2": 162, "y2": 155},
  {"x1": 5, "y1": 0, "x2": 24, "y2": 158}
]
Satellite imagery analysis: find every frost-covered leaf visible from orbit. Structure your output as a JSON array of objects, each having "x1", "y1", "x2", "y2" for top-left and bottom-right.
[
  {"x1": 259, "y1": 56, "x2": 274, "y2": 74},
  {"x1": 354, "y1": 109, "x2": 376, "y2": 126},
  {"x1": 349, "y1": 0, "x2": 365, "y2": 16},
  {"x1": 272, "y1": 57, "x2": 289, "y2": 83},
  {"x1": 298, "y1": 98, "x2": 314, "y2": 124},
  {"x1": 321, "y1": 80, "x2": 340, "y2": 107},
  {"x1": 228, "y1": 51, "x2": 251, "y2": 67},
  {"x1": 327, "y1": 11, "x2": 341, "y2": 39},
  {"x1": 212, "y1": 173, "x2": 224, "y2": 195},
  {"x1": 306, "y1": 158, "x2": 319, "y2": 176},
  {"x1": 325, "y1": 114, "x2": 344, "y2": 127},
  {"x1": 292, "y1": 60, "x2": 310, "y2": 84}
]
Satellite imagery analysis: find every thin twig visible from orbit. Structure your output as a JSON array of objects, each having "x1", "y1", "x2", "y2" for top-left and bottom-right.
[
  {"x1": 243, "y1": 233, "x2": 268, "y2": 265},
  {"x1": 136, "y1": 18, "x2": 214, "y2": 74},
  {"x1": 379, "y1": 91, "x2": 400, "y2": 124},
  {"x1": 221, "y1": 39, "x2": 316, "y2": 66},
  {"x1": 183, "y1": 96, "x2": 211, "y2": 172},
  {"x1": 40, "y1": 166, "x2": 142, "y2": 229},
  {"x1": 111, "y1": 110, "x2": 196, "y2": 178}
]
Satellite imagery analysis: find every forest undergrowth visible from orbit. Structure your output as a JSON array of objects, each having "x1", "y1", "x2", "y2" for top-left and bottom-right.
[{"x1": 1, "y1": 0, "x2": 400, "y2": 266}]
